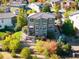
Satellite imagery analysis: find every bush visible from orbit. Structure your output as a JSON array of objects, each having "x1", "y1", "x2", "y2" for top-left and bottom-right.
[
  {"x1": 43, "y1": 49, "x2": 49, "y2": 59},
  {"x1": 34, "y1": 40, "x2": 45, "y2": 54},
  {"x1": 50, "y1": 54, "x2": 60, "y2": 59},
  {"x1": 11, "y1": 50, "x2": 16, "y2": 58},
  {"x1": 62, "y1": 19, "x2": 76, "y2": 36},
  {"x1": 32, "y1": 55, "x2": 38, "y2": 59},
  {"x1": 56, "y1": 41, "x2": 72, "y2": 57},
  {"x1": 9, "y1": 39, "x2": 21, "y2": 52},
  {"x1": 22, "y1": 26, "x2": 27, "y2": 34},
  {"x1": 49, "y1": 41, "x2": 57, "y2": 53},
  {"x1": 20, "y1": 47, "x2": 31, "y2": 59},
  {"x1": 34, "y1": 40, "x2": 57, "y2": 54},
  {"x1": 0, "y1": 53, "x2": 3, "y2": 59}
]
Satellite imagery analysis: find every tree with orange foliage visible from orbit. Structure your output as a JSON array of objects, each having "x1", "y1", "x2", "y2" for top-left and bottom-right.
[
  {"x1": 49, "y1": 41, "x2": 57, "y2": 53},
  {"x1": 37, "y1": 0, "x2": 45, "y2": 3}
]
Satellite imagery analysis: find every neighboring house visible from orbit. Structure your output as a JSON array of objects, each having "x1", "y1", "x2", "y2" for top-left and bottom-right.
[
  {"x1": 66, "y1": 11, "x2": 79, "y2": 36},
  {"x1": 10, "y1": 0, "x2": 23, "y2": 4},
  {"x1": 50, "y1": 0, "x2": 62, "y2": 2},
  {"x1": 10, "y1": 3, "x2": 26, "y2": 15},
  {"x1": 0, "y1": 13, "x2": 15, "y2": 29},
  {"x1": 28, "y1": 3, "x2": 43, "y2": 12},
  {"x1": 27, "y1": 13, "x2": 59, "y2": 38}
]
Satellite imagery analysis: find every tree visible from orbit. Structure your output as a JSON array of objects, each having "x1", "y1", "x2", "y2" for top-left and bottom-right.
[
  {"x1": 2, "y1": 35, "x2": 12, "y2": 51},
  {"x1": 52, "y1": 2, "x2": 60, "y2": 13},
  {"x1": 20, "y1": 47, "x2": 31, "y2": 59},
  {"x1": 31, "y1": 0, "x2": 37, "y2": 3},
  {"x1": 11, "y1": 50, "x2": 16, "y2": 57},
  {"x1": 14, "y1": 8, "x2": 27, "y2": 31},
  {"x1": 42, "y1": 3, "x2": 51, "y2": 12},
  {"x1": 44, "y1": 49, "x2": 49, "y2": 59},
  {"x1": 49, "y1": 41, "x2": 57, "y2": 53},
  {"x1": 50, "y1": 54, "x2": 60, "y2": 59},
  {"x1": 32, "y1": 55, "x2": 38, "y2": 59},
  {"x1": 37, "y1": 0, "x2": 45, "y2": 3},
  {"x1": 22, "y1": 26, "x2": 28, "y2": 34},
  {"x1": 9, "y1": 39, "x2": 21, "y2": 52},
  {"x1": 62, "y1": 18, "x2": 76, "y2": 36},
  {"x1": 57, "y1": 39, "x2": 72, "y2": 57},
  {"x1": 0, "y1": 53, "x2": 3, "y2": 59}
]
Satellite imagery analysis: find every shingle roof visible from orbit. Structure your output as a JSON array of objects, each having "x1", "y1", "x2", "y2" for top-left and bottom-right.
[
  {"x1": 28, "y1": 13, "x2": 55, "y2": 19},
  {"x1": 0, "y1": 13, "x2": 16, "y2": 19}
]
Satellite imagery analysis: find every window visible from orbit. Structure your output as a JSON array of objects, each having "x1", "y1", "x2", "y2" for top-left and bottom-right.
[
  {"x1": 0, "y1": 25, "x2": 1, "y2": 27},
  {"x1": 30, "y1": 19, "x2": 34, "y2": 22},
  {"x1": 1, "y1": 20, "x2": 4, "y2": 23}
]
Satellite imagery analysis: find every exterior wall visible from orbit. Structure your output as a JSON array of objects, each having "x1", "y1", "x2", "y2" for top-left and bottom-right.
[
  {"x1": 69, "y1": 14, "x2": 79, "y2": 36},
  {"x1": 0, "y1": 18, "x2": 13, "y2": 29},
  {"x1": 28, "y1": 17, "x2": 59, "y2": 37},
  {"x1": 34, "y1": 18, "x2": 47, "y2": 36}
]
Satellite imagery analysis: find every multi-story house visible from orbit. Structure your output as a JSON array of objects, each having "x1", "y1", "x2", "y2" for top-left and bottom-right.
[
  {"x1": 0, "y1": 13, "x2": 15, "y2": 29},
  {"x1": 27, "y1": 13, "x2": 59, "y2": 38}
]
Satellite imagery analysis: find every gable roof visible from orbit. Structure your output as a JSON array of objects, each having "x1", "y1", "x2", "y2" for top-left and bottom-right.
[
  {"x1": 0, "y1": 13, "x2": 16, "y2": 19},
  {"x1": 28, "y1": 12, "x2": 55, "y2": 19}
]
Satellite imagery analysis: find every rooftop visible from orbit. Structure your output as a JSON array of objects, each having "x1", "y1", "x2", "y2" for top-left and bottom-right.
[
  {"x1": 0, "y1": 13, "x2": 16, "y2": 19},
  {"x1": 28, "y1": 12, "x2": 55, "y2": 19}
]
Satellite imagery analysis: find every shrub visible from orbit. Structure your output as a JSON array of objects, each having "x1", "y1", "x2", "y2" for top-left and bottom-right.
[
  {"x1": 34, "y1": 40, "x2": 45, "y2": 54},
  {"x1": 0, "y1": 53, "x2": 3, "y2": 59},
  {"x1": 22, "y1": 26, "x2": 27, "y2": 34},
  {"x1": 12, "y1": 31, "x2": 22, "y2": 40},
  {"x1": 49, "y1": 41, "x2": 57, "y2": 53},
  {"x1": 20, "y1": 47, "x2": 31, "y2": 59},
  {"x1": 11, "y1": 50, "x2": 16, "y2": 58},
  {"x1": 32, "y1": 55, "x2": 38, "y2": 59},
  {"x1": 56, "y1": 41, "x2": 72, "y2": 57},
  {"x1": 62, "y1": 19, "x2": 76, "y2": 36},
  {"x1": 50, "y1": 54, "x2": 60, "y2": 59},
  {"x1": 9, "y1": 39, "x2": 21, "y2": 52},
  {"x1": 34, "y1": 40, "x2": 57, "y2": 54},
  {"x1": 43, "y1": 49, "x2": 49, "y2": 59}
]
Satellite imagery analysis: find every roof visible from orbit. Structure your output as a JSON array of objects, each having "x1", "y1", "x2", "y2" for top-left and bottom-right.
[
  {"x1": 10, "y1": 3, "x2": 26, "y2": 8},
  {"x1": 50, "y1": 0, "x2": 62, "y2": 2},
  {"x1": 70, "y1": 11, "x2": 79, "y2": 16},
  {"x1": 72, "y1": 46, "x2": 79, "y2": 51},
  {"x1": 69, "y1": 11, "x2": 79, "y2": 30},
  {"x1": 28, "y1": 3, "x2": 41, "y2": 12},
  {"x1": 0, "y1": 13, "x2": 16, "y2": 19},
  {"x1": 28, "y1": 13, "x2": 55, "y2": 19}
]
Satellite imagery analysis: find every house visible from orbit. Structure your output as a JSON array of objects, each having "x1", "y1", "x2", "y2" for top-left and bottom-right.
[
  {"x1": 9, "y1": 0, "x2": 23, "y2": 4},
  {"x1": 28, "y1": 3, "x2": 43, "y2": 12},
  {"x1": 66, "y1": 11, "x2": 79, "y2": 36},
  {"x1": 0, "y1": 13, "x2": 15, "y2": 29},
  {"x1": 27, "y1": 13, "x2": 60, "y2": 38},
  {"x1": 10, "y1": 3, "x2": 26, "y2": 15},
  {"x1": 28, "y1": 0, "x2": 45, "y2": 3}
]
